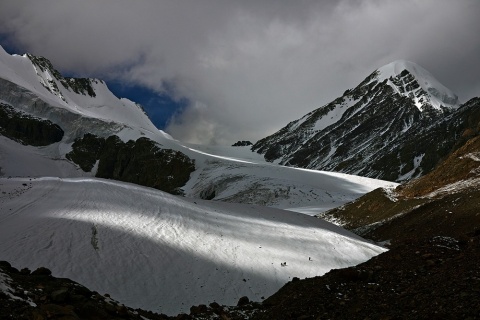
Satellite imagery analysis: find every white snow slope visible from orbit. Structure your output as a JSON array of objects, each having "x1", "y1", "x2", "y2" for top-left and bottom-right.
[
  {"x1": 0, "y1": 177, "x2": 386, "y2": 315},
  {"x1": 0, "y1": 46, "x2": 156, "y2": 134}
]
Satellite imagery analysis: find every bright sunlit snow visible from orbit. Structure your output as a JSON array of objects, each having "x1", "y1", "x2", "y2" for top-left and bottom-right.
[{"x1": 0, "y1": 177, "x2": 386, "y2": 315}]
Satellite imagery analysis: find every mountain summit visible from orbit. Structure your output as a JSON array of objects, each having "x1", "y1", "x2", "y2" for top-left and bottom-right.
[
  {"x1": 377, "y1": 60, "x2": 459, "y2": 111},
  {"x1": 252, "y1": 60, "x2": 468, "y2": 182}
]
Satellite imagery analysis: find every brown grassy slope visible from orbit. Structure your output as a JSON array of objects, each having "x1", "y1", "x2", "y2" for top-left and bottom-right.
[
  {"x1": 365, "y1": 187, "x2": 480, "y2": 244},
  {"x1": 318, "y1": 188, "x2": 428, "y2": 231},
  {"x1": 399, "y1": 135, "x2": 480, "y2": 197}
]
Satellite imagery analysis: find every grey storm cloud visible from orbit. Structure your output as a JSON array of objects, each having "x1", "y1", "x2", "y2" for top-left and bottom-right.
[{"x1": 1, "y1": 0, "x2": 479, "y2": 144}]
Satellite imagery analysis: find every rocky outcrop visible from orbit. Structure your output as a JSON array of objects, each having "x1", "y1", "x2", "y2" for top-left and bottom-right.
[
  {"x1": 28, "y1": 53, "x2": 97, "y2": 99},
  {"x1": 67, "y1": 134, "x2": 195, "y2": 195},
  {"x1": 0, "y1": 102, "x2": 64, "y2": 146},
  {"x1": 232, "y1": 140, "x2": 253, "y2": 147}
]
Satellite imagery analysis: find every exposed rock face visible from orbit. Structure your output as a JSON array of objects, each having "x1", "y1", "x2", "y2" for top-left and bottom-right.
[
  {"x1": 0, "y1": 102, "x2": 64, "y2": 146},
  {"x1": 66, "y1": 133, "x2": 105, "y2": 171},
  {"x1": 67, "y1": 134, "x2": 195, "y2": 195},
  {"x1": 253, "y1": 62, "x2": 465, "y2": 182},
  {"x1": 27, "y1": 53, "x2": 97, "y2": 99}
]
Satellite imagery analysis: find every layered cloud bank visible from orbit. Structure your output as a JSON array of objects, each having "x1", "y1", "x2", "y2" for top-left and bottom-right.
[{"x1": 1, "y1": 0, "x2": 479, "y2": 144}]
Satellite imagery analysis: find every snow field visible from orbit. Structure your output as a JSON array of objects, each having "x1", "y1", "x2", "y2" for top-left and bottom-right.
[{"x1": 0, "y1": 177, "x2": 386, "y2": 315}]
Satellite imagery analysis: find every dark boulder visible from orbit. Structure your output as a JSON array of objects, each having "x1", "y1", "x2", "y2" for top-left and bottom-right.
[
  {"x1": 237, "y1": 296, "x2": 250, "y2": 306},
  {"x1": 31, "y1": 267, "x2": 52, "y2": 276}
]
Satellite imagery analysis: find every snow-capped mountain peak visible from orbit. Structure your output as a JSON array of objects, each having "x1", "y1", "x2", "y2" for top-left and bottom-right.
[
  {"x1": 376, "y1": 60, "x2": 459, "y2": 111},
  {"x1": 253, "y1": 60, "x2": 466, "y2": 182}
]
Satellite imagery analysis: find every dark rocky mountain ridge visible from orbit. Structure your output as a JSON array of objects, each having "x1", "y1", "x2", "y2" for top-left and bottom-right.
[
  {"x1": 27, "y1": 53, "x2": 98, "y2": 100},
  {"x1": 253, "y1": 61, "x2": 466, "y2": 182}
]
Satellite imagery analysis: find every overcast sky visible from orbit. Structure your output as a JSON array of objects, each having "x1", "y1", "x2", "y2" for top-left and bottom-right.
[{"x1": 1, "y1": 0, "x2": 479, "y2": 145}]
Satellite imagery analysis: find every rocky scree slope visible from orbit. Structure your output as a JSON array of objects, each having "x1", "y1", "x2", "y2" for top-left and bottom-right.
[
  {"x1": 0, "y1": 261, "x2": 173, "y2": 320},
  {"x1": 0, "y1": 260, "x2": 267, "y2": 320},
  {"x1": 253, "y1": 60, "x2": 462, "y2": 182}
]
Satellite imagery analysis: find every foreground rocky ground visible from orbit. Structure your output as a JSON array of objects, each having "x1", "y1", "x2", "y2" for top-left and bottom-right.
[
  {"x1": 0, "y1": 260, "x2": 263, "y2": 320},
  {"x1": 0, "y1": 261, "x2": 170, "y2": 320}
]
